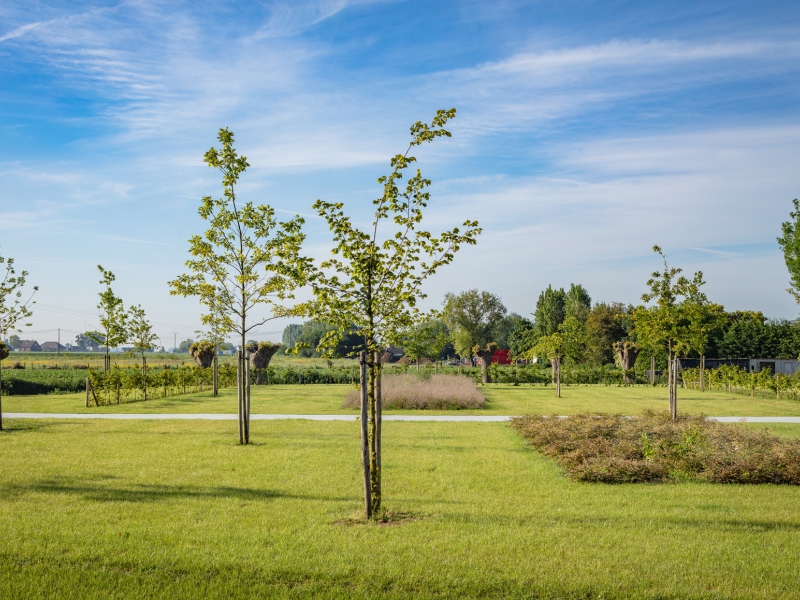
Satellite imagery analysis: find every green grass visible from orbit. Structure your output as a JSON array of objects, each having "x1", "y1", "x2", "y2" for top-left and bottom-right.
[
  {"x1": 2, "y1": 417, "x2": 800, "y2": 598},
  {"x1": 5, "y1": 383, "x2": 800, "y2": 416}
]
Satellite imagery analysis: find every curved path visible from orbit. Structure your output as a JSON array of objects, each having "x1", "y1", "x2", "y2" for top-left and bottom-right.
[{"x1": 4, "y1": 413, "x2": 800, "y2": 423}]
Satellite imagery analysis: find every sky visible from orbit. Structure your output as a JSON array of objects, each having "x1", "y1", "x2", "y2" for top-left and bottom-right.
[{"x1": 1, "y1": 0, "x2": 800, "y2": 348}]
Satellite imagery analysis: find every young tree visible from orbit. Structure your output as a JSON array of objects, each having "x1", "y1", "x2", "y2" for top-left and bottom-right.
[
  {"x1": 441, "y1": 290, "x2": 506, "y2": 361},
  {"x1": 0, "y1": 251, "x2": 37, "y2": 431},
  {"x1": 86, "y1": 266, "x2": 128, "y2": 372},
  {"x1": 7, "y1": 334, "x2": 21, "y2": 350},
  {"x1": 169, "y1": 128, "x2": 311, "y2": 445},
  {"x1": 525, "y1": 316, "x2": 585, "y2": 398},
  {"x1": 127, "y1": 305, "x2": 157, "y2": 356},
  {"x1": 778, "y1": 198, "x2": 800, "y2": 302},
  {"x1": 533, "y1": 285, "x2": 566, "y2": 338},
  {"x1": 631, "y1": 246, "x2": 698, "y2": 419},
  {"x1": 306, "y1": 109, "x2": 480, "y2": 518}
]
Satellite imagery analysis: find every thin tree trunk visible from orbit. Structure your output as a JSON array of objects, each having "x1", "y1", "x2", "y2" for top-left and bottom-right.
[
  {"x1": 650, "y1": 355, "x2": 655, "y2": 385},
  {"x1": 237, "y1": 349, "x2": 244, "y2": 445},
  {"x1": 671, "y1": 356, "x2": 678, "y2": 420},
  {"x1": 213, "y1": 353, "x2": 218, "y2": 397},
  {"x1": 700, "y1": 355, "x2": 705, "y2": 392},
  {"x1": 368, "y1": 353, "x2": 379, "y2": 513},
  {"x1": 359, "y1": 351, "x2": 371, "y2": 518},
  {"x1": 375, "y1": 350, "x2": 382, "y2": 513},
  {"x1": 142, "y1": 356, "x2": 147, "y2": 402},
  {"x1": 245, "y1": 350, "x2": 251, "y2": 444},
  {"x1": 553, "y1": 357, "x2": 561, "y2": 398},
  {"x1": 85, "y1": 376, "x2": 89, "y2": 408}
]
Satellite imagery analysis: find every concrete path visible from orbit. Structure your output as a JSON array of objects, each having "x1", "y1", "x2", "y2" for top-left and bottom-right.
[{"x1": 5, "y1": 413, "x2": 800, "y2": 423}]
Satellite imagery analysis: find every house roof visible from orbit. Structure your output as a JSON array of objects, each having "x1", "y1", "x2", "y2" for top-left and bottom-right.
[
  {"x1": 40, "y1": 342, "x2": 65, "y2": 350},
  {"x1": 19, "y1": 340, "x2": 39, "y2": 349}
]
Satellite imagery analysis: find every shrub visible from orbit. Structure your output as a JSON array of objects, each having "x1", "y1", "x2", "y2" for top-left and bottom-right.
[
  {"x1": 510, "y1": 411, "x2": 800, "y2": 484},
  {"x1": 343, "y1": 374, "x2": 486, "y2": 410}
]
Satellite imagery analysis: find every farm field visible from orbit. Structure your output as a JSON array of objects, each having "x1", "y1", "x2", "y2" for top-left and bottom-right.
[
  {"x1": 1, "y1": 416, "x2": 800, "y2": 598},
  {"x1": 5, "y1": 383, "x2": 800, "y2": 417}
]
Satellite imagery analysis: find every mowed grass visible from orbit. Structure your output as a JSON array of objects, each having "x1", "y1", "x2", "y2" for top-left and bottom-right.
[
  {"x1": 2, "y1": 418, "x2": 800, "y2": 598},
  {"x1": 6, "y1": 382, "x2": 800, "y2": 416}
]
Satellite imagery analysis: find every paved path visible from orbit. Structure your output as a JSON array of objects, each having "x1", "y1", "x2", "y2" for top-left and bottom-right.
[{"x1": 5, "y1": 413, "x2": 800, "y2": 423}]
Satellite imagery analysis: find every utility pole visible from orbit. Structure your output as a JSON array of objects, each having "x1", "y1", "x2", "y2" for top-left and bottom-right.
[
  {"x1": 173, "y1": 332, "x2": 178, "y2": 353},
  {"x1": 58, "y1": 328, "x2": 61, "y2": 356}
]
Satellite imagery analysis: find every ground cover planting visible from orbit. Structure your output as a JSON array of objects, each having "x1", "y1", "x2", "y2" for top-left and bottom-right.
[
  {"x1": 2, "y1": 417, "x2": 800, "y2": 599},
  {"x1": 511, "y1": 411, "x2": 800, "y2": 483},
  {"x1": 342, "y1": 374, "x2": 486, "y2": 410}
]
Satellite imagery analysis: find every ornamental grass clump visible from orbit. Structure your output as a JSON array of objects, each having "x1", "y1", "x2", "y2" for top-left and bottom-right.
[
  {"x1": 510, "y1": 411, "x2": 800, "y2": 484},
  {"x1": 343, "y1": 374, "x2": 486, "y2": 410}
]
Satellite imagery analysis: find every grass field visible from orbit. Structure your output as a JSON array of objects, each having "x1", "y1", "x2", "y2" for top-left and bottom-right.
[
  {"x1": 5, "y1": 383, "x2": 800, "y2": 417},
  {"x1": 2, "y1": 416, "x2": 800, "y2": 599}
]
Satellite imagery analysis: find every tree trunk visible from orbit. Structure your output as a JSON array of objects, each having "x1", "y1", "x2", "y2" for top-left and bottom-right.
[
  {"x1": 244, "y1": 349, "x2": 251, "y2": 444},
  {"x1": 650, "y1": 355, "x2": 655, "y2": 386},
  {"x1": 555, "y1": 357, "x2": 561, "y2": 398},
  {"x1": 0, "y1": 357, "x2": 3, "y2": 431},
  {"x1": 700, "y1": 355, "x2": 705, "y2": 392},
  {"x1": 85, "y1": 377, "x2": 89, "y2": 408},
  {"x1": 359, "y1": 351, "x2": 371, "y2": 518},
  {"x1": 142, "y1": 356, "x2": 147, "y2": 402},
  {"x1": 671, "y1": 356, "x2": 678, "y2": 420},
  {"x1": 237, "y1": 348, "x2": 245, "y2": 445},
  {"x1": 213, "y1": 354, "x2": 218, "y2": 397},
  {"x1": 374, "y1": 350, "x2": 382, "y2": 512},
  {"x1": 368, "y1": 353, "x2": 380, "y2": 513}
]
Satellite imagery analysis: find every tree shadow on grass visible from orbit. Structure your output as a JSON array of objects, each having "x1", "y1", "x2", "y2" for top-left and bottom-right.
[{"x1": 4, "y1": 476, "x2": 351, "y2": 504}]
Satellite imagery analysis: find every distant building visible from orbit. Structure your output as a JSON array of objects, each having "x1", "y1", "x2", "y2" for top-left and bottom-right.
[
  {"x1": 18, "y1": 340, "x2": 41, "y2": 352},
  {"x1": 40, "y1": 342, "x2": 66, "y2": 352}
]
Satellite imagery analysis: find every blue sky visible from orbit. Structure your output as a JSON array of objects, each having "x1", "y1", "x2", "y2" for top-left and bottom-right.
[{"x1": 2, "y1": 0, "x2": 800, "y2": 346}]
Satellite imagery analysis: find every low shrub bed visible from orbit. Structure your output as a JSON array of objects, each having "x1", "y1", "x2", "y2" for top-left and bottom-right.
[
  {"x1": 343, "y1": 374, "x2": 486, "y2": 410},
  {"x1": 510, "y1": 411, "x2": 800, "y2": 484}
]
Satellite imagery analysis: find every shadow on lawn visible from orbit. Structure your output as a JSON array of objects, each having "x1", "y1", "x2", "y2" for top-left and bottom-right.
[{"x1": 6, "y1": 476, "x2": 350, "y2": 504}]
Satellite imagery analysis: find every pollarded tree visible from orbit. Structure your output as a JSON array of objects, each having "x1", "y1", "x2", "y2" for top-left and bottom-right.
[
  {"x1": 169, "y1": 128, "x2": 311, "y2": 445},
  {"x1": 0, "y1": 251, "x2": 38, "y2": 431},
  {"x1": 307, "y1": 109, "x2": 481, "y2": 518},
  {"x1": 778, "y1": 198, "x2": 800, "y2": 302},
  {"x1": 442, "y1": 289, "x2": 506, "y2": 361},
  {"x1": 86, "y1": 266, "x2": 127, "y2": 373}
]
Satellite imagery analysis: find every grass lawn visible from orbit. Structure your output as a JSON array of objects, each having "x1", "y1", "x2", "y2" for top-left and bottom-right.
[
  {"x1": 5, "y1": 383, "x2": 800, "y2": 416},
  {"x1": 2, "y1": 417, "x2": 800, "y2": 598}
]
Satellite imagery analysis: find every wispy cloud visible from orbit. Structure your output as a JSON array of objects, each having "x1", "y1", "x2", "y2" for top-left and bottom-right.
[{"x1": 0, "y1": 21, "x2": 39, "y2": 43}]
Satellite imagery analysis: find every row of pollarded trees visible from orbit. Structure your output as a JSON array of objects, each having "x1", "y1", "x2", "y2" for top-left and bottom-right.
[{"x1": 168, "y1": 109, "x2": 480, "y2": 517}]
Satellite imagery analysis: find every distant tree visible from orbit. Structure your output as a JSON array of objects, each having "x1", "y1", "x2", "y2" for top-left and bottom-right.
[
  {"x1": 492, "y1": 313, "x2": 523, "y2": 350},
  {"x1": 584, "y1": 302, "x2": 627, "y2": 366},
  {"x1": 473, "y1": 342, "x2": 498, "y2": 384},
  {"x1": 294, "y1": 321, "x2": 335, "y2": 357},
  {"x1": 778, "y1": 198, "x2": 800, "y2": 302},
  {"x1": 281, "y1": 324, "x2": 303, "y2": 352},
  {"x1": 169, "y1": 128, "x2": 310, "y2": 445},
  {"x1": 400, "y1": 319, "x2": 450, "y2": 369},
  {"x1": 564, "y1": 284, "x2": 591, "y2": 322},
  {"x1": 525, "y1": 317, "x2": 585, "y2": 398},
  {"x1": 507, "y1": 317, "x2": 535, "y2": 359},
  {"x1": 177, "y1": 339, "x2": 194, "y2": 353},
  {"x1": 0, "y1": 250, "x2": 37, "y2": 431},
  {"x1": 306, "y1": 108, "x2": 480, "y2": 518},
  {"x1": 74, "y1": 333, "x2": 98, "y2": 350},
  {"x1": 7, "y1": 334, "x2": 21, "y2": 349},
  {"x1": 127, "y1": 305, "x2": 158, "y2": 357},
  {"x1": 87, "y1": 266, "x2": 127, "y2": 372},
  {"x1": 533, "y1": 285, "x2": 566, "y2": 338},
  {"x1": 442, "y1": 290, "x2": 506, "y2": 360}
]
